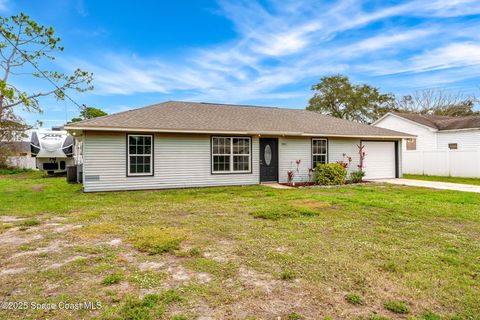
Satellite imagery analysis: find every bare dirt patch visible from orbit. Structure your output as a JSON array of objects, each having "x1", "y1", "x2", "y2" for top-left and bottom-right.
[
  {"x1": 47, "y1": 255, "x2": 88, "y2": 270},
  {"x1": 0, "y1": 267, "x2": 27, "y2": 275},
  {"x1": 0, "y1": 216, "x2": 25, "y2": 222},
  {"x1": 289, "y1": 199, "x2": 333, "y2": 209},
  {"x1": 10, "y1": 240, "x2": 65, "y2": 259},
  {"x1": 29, "y1": 184, "x2": 46, "y2": 192},
  {"x1": 0, "y1": 227, "x2": 43, "y2": 245}
]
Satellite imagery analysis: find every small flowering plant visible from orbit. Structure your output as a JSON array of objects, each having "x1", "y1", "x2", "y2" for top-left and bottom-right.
[
  {"x1": 336, "y1": 153, "x2": 352, "y2": 169},
  {"x1": 295, "y1": 159, "x2": 302, "y2": 172},
  {"x1": 287, "y1": 170, "x2": 295, "y2": 183}
]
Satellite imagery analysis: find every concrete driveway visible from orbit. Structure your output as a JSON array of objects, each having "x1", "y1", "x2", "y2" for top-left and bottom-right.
[{"x1": 375, "y1": 178, "x2": 480, "y2": 193}]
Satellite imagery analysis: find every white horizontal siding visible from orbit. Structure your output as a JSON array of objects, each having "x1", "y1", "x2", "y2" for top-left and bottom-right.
[
  {"x1": 436, "y1": 130, "x2": 480, "y2": 150},
  {"x1": 278, "y1": 137, "x2": 366, "y2": 183},
  {"x1": 328, "y1": 138, "x2": 361, "y2": 174},
  {"x1": 278, "y1": 137, "x2": 312, "y2": 183},
  {"x1": 83, "y1": 133, "x2": 400, "y2": 191},
  {"x1": 375, "y1": 115, "x2": 437, "y2": 151},
  {"x1": 83, "y1": 132, "x2": 259, "y2": 192}
]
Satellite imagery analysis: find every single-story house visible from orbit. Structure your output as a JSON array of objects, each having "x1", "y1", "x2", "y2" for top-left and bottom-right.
[
  {"x1": 64, "y1": 101, "x2": 412, "y2": 192},
  {"x1": 373, "y1": 112, "x2": 480, "y2": 151},
  {"x1": 373, "y1": 112, "x2": 480, "y2": 177}
]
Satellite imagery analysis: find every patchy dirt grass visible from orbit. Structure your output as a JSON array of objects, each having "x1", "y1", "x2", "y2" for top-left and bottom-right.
[{"x1": 0, "y1": 172, "x2": 479, "y2": 319}]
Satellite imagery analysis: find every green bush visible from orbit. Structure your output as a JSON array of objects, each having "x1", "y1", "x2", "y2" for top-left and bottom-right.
[
  {"x1": 350, "y1": 170, "x2": 366, "y2": 183},
  {"x1": 314, "y1": 163, "x2": 347, "y2": 185}
]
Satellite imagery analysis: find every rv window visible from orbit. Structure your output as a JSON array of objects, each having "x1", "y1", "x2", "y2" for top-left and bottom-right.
[
  {"x1": 127, "y1": 134, "x2": 153, "y2": 176},
  {"x1": 448, "y1": 143, "x2": 458, "y2": 150}
]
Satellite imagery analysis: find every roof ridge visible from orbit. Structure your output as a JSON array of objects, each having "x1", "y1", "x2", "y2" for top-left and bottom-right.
[{"x1": 69, "y1": 101, "x2": 172, "y2": 125}]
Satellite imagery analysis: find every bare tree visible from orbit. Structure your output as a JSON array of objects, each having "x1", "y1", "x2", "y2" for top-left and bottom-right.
[{"x1": 395, "y1": 89, "x2": 479, "y2": 117}]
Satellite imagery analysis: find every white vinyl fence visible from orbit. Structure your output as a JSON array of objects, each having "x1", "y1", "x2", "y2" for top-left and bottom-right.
[
  {"x1": 403, "y1": 149, "x2": 480, "y2": 177},
  {"x1": 7, "y1": 156, "x2": 37, "y2": 170}
]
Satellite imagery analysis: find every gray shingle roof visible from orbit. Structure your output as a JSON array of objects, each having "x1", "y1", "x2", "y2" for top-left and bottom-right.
[
  {"x1": 66, "y1": 101, "x2": 412, "y2": 138},
  {"x1": 392, "y1": 112, "x2": 480, "y2": 130}
]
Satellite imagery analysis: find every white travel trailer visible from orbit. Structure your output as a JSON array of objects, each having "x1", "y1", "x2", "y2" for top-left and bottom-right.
[{"x1": 30, "y1": 128, "x2": 75, "y2": 174}]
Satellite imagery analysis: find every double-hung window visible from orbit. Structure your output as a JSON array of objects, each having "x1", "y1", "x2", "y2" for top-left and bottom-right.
[
  {"x1": 212, "y1": 137, "x2": 251, "y2": 173},
  {"x1": 127, "y1": 134, "x2": 153, "y2": 176},
  {"x1": 312, "y1": 138, "x2": 328, "y2": 168}
]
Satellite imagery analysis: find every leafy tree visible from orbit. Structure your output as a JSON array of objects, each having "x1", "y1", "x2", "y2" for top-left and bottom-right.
[
  {"x1": 0, "y1": 12, "x2": 93, "y2": 143},
  {"x1": 307, "y1": 75, "x2": 394, "y2": 123},
  {"x1": 71, "y1": 107, "x2": 107, "y2": 122}
]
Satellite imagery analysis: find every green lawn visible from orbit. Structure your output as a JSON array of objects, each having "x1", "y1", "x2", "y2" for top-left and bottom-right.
[
  {"x1": 0, "y1": 172, "x2": 479, "y2": 320},
  {"x1": 404, "y1": 174, "x2": 480, "y2": 186}
]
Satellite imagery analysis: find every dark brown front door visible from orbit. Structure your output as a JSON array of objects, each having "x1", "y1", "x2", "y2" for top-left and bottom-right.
[{"x1": 260, "y1": 138, "x2": 278, "y2": 182}]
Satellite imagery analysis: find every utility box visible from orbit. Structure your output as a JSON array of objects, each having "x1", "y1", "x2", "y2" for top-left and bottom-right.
[{"x1": 66, "y1": 165, "x2": 77, "y2": 184}]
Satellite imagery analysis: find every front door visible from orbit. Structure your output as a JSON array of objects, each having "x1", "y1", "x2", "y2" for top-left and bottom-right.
[{"x1": 260, "y1": 138, "x2": 278, "y2": 182}]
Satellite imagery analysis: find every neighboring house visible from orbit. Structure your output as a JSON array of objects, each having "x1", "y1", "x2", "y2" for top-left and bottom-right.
[
  {"x1": 0, "y1": 141, "x2": 36, "y2": 169},
  {"x1": 373, "y1": 112, "x2": 480, "y2": 177},
  {"x1": 64, "y1": 101, "x2": 411, "y2": 192},
  {"x1": 374, "y1": 112, "x2": 480, "y2": 151}
]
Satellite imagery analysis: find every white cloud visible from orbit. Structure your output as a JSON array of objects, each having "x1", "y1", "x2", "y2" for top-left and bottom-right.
[
  {"x1": 0, "y1": 0, "x2": 9, "y2": 12},
  {"x1": 68, "y1": 0, "x2": 480, "y2": 103},
  {"x1": 409, "y1": 43, "x2": 480, "y2": 72}
]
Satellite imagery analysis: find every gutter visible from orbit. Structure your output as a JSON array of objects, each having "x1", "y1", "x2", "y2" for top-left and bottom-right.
[{"x1": 64, "y1": 126, "x2": 414, "y2": 139}]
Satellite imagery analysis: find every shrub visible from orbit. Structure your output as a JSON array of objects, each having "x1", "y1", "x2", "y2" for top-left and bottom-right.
[
  {"x1": 102, "y1": 273, "x2": 123, "y2": 285},
  {"x1": 345, "y1": 293, "x2": 364, "y2": 305},
  {"x1": 314, "y1": 163, "x2": 347, "y2": 185},
  {"x1": 384, "y1": 300, "x2": 410, "y2": 314},
  {"x1": 130, "y1": 227, "x2": 185, "y2": 255},
  {"x1": 350, "y1": 170, "x2": 366, "y2": 183}
]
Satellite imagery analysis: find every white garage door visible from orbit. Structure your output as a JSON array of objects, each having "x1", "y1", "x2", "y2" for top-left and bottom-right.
[{"x1": 362, "y1": 141, "x2": 396, "y2": 179}]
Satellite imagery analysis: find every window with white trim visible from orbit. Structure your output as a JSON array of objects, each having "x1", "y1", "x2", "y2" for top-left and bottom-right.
[
  {"x1": 127, "y1": 134, "x2": 153, "y2": 176},
  {"x1": 312, "y1": 138, "x2": 327, "y2": 168},
  {"x1": 212, "y1": 137, "x2": 251, "y2": 173}
]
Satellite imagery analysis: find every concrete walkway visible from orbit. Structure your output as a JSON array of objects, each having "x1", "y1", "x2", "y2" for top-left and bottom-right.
[
  {"x1": 261, "y1": 183, "x2": 293, "y2": 189},
  {"x1": 375, "y1": 178, "x2": 480, "y2": 193}
]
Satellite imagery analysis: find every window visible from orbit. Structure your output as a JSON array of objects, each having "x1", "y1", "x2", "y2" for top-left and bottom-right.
[
  {"x1": 406, "y1": 138, "x2": 416, "y2": 150},
  {"x1": 312, "y1": 139, "x2": 328, "y2": 168},
  {"x1": 448, "y1": 143, "x2": 458, "y2": 150},
  {"x1": 127, "y1": 134, "x2": 153, "y2": 176},
  {"x1": 212, "y1": 137, "x2": 251, "y2": 173}
]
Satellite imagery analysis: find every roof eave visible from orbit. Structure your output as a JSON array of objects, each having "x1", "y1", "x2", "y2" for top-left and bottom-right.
[
  {"x1": 374, "y1": 112, "x2": 438, "y2": 131},
  {"x1": 64, "y1": 125, "x2": 414, "y2": 139}
]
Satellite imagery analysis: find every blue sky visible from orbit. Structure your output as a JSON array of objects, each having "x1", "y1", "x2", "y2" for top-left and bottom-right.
[{"x1": 3, "y1": 0, "x2": 480, "y2": 127}]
